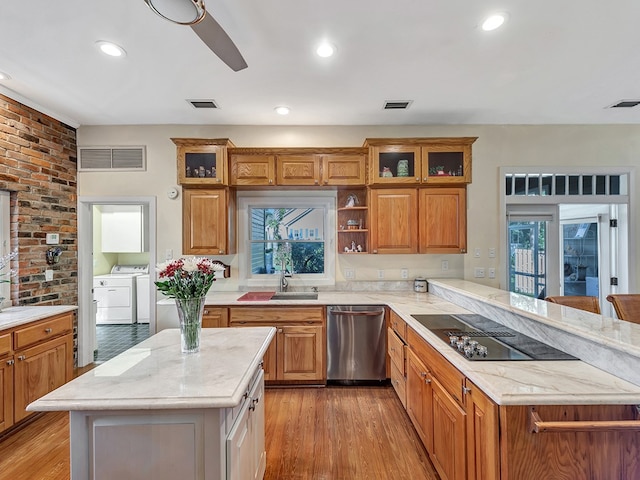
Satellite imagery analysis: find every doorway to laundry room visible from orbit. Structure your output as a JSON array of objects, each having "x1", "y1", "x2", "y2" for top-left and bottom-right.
[{"x1": 77, "y1": 197, "x2": 157, "y2": 367}]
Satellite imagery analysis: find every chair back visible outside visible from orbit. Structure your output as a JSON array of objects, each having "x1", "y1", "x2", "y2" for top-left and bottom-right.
[
  {"x1": 545, "y1": 296, "x2": 601, "y2": 314},
  {"x1": 605, "y1": 294, "x2": 640, "y2": 324}
]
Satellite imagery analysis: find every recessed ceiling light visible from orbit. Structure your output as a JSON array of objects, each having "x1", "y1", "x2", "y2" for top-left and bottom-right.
[
  {"x1": 316, "y1": 42, "x2": 336, "y2": 58},
  {"x1": 481, "y1": 13, "x2": 508, "y2": 31},
  {"x1": 96, "y1": 41, "x2": 127, "y2": 57},
  {"x1": 0, "y1": 72, "x2": 11, "y2": 81},
  {"x1": 275, "y1": 106, "x2": 290, "y2": 115}
]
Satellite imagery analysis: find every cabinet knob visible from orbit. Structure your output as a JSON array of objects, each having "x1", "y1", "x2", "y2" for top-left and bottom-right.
[
  {"x1": 423, "y1": 177, "x2": 428, "y2": 181},
  {"x1": 6, "y1": 359, "x2": 14, "y2": 366},
  {"x1": 372, "y1": 250, "x2": 378, "y2": 254},
  {"x1": 203, "y1": 310, "x2": 209, "y2": 315},
  {"x1": 324, "y1": 180, "x2": 328, "y2": 185},
  {"x1": 219, "y1": 250, "x2": 224, "y2": 254},
  {"x1": 420, "y1": 371, "x2": 427, "y2": 378},
  {"x1": 18, "y1": 355, "x2": 26, "y2": 361},
  {"x1": 216, "y1": 178, "x2": 221, "y2": 183},
  {"x1": 45, "y1": 328, "x2": 53, "y2": 334},
  {"x1": 390, "y1": 347, "x2": 395, "y2": 352},
  {"x1": 463, "y1": 386, "x2": 472, "y2": 395},
  {"x1": 314, "y1": 179, "x2": 319, "y2": 185},
  {"x1": 460, "y1": 248, "x2": 466, "y2": 253},
  {"x1": 416, "y1": 177, "x2": 420, "y2": 181},
  {"x1": 269, "y1": 179, "x2": 273, "y2": 184},
  {"x1": 277, "y1": 328, "x2": 283, "y2": 333},
  {"x1": 425, "y1": 378, "x2": 431, "y2": 384}
]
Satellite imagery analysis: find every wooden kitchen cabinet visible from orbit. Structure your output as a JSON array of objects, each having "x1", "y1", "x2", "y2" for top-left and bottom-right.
[
  {"x1": 0, "y1": 352, "x2": 13, "y2": 432},
  {"x1": 182, "y1": 188, "x2": 236, "y2": 255},
  {"x1": 229, "y1": 306, "x2": 325, "y2": 384},
  {"x1": 202, "y1": 307, "x2": 228, "y2": 328},
  {"x1": 337, "y1": 189, "x2": 368, "y2": 254},
  {"x1": 431, "y1": 376, "x2": 467, "y2": 480},
  {"x1": 365, "y1": 137, "x2": 476, "y2": 185},
  {"x1": 230, "y1": 153, "x2": 276, "y2": 186},
  {"x1": 465, "y1": 379, "x2": 500, "y2": 480},
  {"x1": 1, "y1": 312, "x2": 74, "y2": 429},
  {"x1": 388, "y1": 311, "x2": 409, "y2": 408},
  {"x1": 419, "y1": 187, "x2": 467, "y2": 254},
  {"x1": 406, "y1": 349, "x2": 433, "y2": 452},
  {"x1": 276, "y1": 154, "x2": 321, "y2": 186},
  {"x1": 173, "y1": 138, "x2": 233, "y2": 186},
  {"x1": 321, "y1": 153, "x2": 366, "y2": 185},
  {"x1": 369, "y1": 188, "x2": 418, "y2": 254}
]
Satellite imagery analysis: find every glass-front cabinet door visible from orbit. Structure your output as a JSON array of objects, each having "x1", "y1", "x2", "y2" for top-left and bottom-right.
[
  {"x1": 369, "y1": 145, "x2": 421, "y2": 184},
  {"x1": 173, "y1": 138, "x2": 234, "y2": 186},
  {"x1": 421, "y1": 144, "x2": 472, "y2": 183}
]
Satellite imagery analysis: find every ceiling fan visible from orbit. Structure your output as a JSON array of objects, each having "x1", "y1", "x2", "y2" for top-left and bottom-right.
[{"x1": 143, "y1": 0, "x2": 248, "y2": 71}]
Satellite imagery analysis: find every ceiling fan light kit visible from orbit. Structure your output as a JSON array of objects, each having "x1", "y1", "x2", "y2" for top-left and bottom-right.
[{"x1": 144, "y1": 0, "x2": 206, "y2": 25}]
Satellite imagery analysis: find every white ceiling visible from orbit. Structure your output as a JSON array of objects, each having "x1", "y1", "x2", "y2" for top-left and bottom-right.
[{"x1": 1, "y1": 0, "x2": 640, "y2": 128}]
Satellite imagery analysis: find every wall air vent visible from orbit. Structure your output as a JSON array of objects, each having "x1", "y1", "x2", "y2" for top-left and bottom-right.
[
  {"x1": 78, "y1": 146, "x2": 146, "y2": 171},
  {"x1": 188, "y1": 99, "x2": 219, "y2": 109},
  {"x1": 383, "y1": 100, "x2": 412, "y2": 110},
  {"x1": 608, "y1": 100, "x2": 640, "y2": 108}
]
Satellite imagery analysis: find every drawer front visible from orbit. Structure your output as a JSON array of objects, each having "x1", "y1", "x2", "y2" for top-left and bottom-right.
[
  {"x1": 387, "y1": 328, "x2": 405, "y2": 374},
  {"x1": 408, "y1": 327, "x2": 464, "y2": 406},
  {"x1": 390, "y1": 360, "x2": 407, "y2": 409},
  {"x1": 229, "y1": 306, "x2": 324, "y2": 324},
  {"x1": 389, "y1": 311, "x2": 407, "y2": 341},
  {"x1": 14, "y1": 314, "x2": 73, "y2": 350},
  {"x1": 0, "y1": 332, "x2": 11, "y2": 356}
]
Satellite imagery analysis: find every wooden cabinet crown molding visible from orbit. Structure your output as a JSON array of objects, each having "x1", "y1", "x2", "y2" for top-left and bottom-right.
[
  {"x1": 171, "y1": 138, "x2": 236, "y2": 147},
  {"x1": 363, "y1": 137, "x2": 478, "y2": 147}
]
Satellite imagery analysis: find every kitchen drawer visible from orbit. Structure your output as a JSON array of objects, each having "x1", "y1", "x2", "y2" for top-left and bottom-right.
[
  {"x1": 389, "y1": 311, "x2": 407, "y2": 341},
  {"x1": 14, "y1": 314, "x2": 73, "y2": 350},
  {"x1": 0, "y1": 332, "x2": 11, "y2": 356},
  {"x1": 408, "y1": 327, "x2": 464, "y2": 406},
  {"x1": 229, "y1": 306, "x2": 324, "y2": 324},
  {"x1": 387, "y1": 327, "x2": 405, "y2": 375},
  {"x1": 390, "y1": 359, "x2": 407, "y2": 409}
]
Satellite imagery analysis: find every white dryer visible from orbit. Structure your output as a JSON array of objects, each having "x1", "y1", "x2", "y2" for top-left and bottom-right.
[{"x1": 93, "y1": 265, "x2": 149, "y2": 324}]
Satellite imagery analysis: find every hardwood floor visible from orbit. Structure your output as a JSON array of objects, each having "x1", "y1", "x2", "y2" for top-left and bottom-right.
[{"x1": 0, "y1": 382, "x2": 439, "y2": 479}]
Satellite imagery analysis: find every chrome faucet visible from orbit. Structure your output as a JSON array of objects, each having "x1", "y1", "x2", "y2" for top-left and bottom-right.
[{"x1": 279, "y1": 259, "x2": 289, "y2": 292}]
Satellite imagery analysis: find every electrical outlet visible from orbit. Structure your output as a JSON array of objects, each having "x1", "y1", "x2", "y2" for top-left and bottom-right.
[
  {"x1": 474, "y1": 267, "x2": 485, "y2": 278},
  {"x1": 345, "y1": 268, "x2": 355, "y2": 279},
  {"x1": 45, "y1": 269, "x2": 53, "y2": 281},
  {"x1": 488, "y1": 268, "x2": 496, "y2": 279},
  {"x1": 401, "y1": 268, "x2": 408, "y2": 279},
  {"x1": 474, "y1": 247, "x2": 481, "y2": 258},
  {"x1": 441, "y1": 260, "x2": 449, "y2": 271},
  {"x1": 377, "y1": 269, "x2": 385, "y2": 279},
  {"x1": 488, "y1": 247, "x2": 496, "y2": 258}
]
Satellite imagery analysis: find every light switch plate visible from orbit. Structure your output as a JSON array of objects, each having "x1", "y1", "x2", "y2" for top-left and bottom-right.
[
  {"x1": 474, "y1": 267, "x2": 485, "y2": 278},
  {"x1": 46, "y1": 233, "x2": 59, "y2": 245},
  {"x1": 401, "y1": 268, "x2": 408, "y2": 279}
]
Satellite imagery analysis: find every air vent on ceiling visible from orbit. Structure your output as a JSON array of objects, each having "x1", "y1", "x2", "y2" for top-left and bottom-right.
[
  {"x1": 384, "y1": 100, "x2": 413, "y2": 110},
  {"x1": 78, "y1": 146, "x2": 146, "y2": 172},
  {"x1": 608, "y1": 100, "x2": 640, "y2": 108},
  {"x1": 188, "y1": 99, "x2": 219, "y2": 109}
]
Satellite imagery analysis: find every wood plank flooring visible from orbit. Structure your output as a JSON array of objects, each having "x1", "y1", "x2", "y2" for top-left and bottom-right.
[{"x1": 0, "y1": 382, "x2": 439, "y2": 479}]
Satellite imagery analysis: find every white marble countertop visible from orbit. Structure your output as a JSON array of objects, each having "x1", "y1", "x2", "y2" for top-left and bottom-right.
[
  {"x1": 28, "y1": 327, "x2": 276, "y2": 412},
  {"x1": 0, "y1": 305, "x2": 78, "y2": 332},
  {"x1": 157, "y1": 285, "x2": 640, "y2": 405}
]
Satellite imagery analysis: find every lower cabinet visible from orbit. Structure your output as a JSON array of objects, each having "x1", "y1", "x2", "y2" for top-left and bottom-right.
[
  {"x1": 465, "y1": 379, "x2": 500, "y2": 480},
  {"x1": 406, "y1": 349, "x2": 433, "y2": 452},
  {"x1": 0, "y1": 311, "x2": 74, "y2": 434},
  {"x1": 431, "y1": 376, "x2": 467, "y2": 480},
  {"x1": 229, "y1": 307, "x2": 325, "y2": 384},
  {"x1": 203, "y1": 307, "x2": 229, "y2": 328}
]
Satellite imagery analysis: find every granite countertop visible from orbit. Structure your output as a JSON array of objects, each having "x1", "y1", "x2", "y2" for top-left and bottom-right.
[
  {"x1": 28, "y1": 327, "x2": 276, "y2": 412},
  {"x1": 157, "y1": 285, "x2": 640, "y2": 406},
  {"x1": 0, "y1": 305, "x2": 78, "y2": 332}
]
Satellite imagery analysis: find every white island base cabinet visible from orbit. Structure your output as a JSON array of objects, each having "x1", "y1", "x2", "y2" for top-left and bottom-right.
[{"x1": 69, "y1": 369, "x2": 265, "y2": 480}]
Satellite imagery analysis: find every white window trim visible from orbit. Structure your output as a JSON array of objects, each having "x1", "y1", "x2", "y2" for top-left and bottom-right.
[{"x1": 237, "y1": 191, "x2": 336, "y2": 289}]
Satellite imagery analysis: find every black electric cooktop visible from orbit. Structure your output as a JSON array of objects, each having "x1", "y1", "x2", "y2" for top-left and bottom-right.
[{"x1": 411, "y1": 314, "x2": 578, "y2": 361}]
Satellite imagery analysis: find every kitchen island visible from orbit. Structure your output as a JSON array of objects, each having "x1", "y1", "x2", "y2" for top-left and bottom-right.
[{"x1": 28, "y1": 327, "x2": 275, "y2": 480}]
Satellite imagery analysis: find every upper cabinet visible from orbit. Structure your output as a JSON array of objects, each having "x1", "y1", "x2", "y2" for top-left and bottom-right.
[
  {"x1": 173, "y1": 138, "x2": 235, "y2": 186},
  {"x1": 182, "y1": 188, "x2": 236, "y2": 255},
  {"x1": 228, "y1": 148, "x2": 367, "y2": 187},
  {"x1": 365, "y1": 138, "x2": 476, "y2": 185}
]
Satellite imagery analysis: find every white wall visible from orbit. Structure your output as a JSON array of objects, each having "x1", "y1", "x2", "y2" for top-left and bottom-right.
[{"x1": 77, "y1": 124, "x2": 640, "y2": 291}]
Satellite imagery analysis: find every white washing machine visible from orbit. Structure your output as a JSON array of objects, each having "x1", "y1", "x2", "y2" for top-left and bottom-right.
[
  {"x1": 136, "y1": 274, "x2": 151, "y2": 324},
  {"x1": 93, "y1": 265, "x2": 149, "y2": 324}
]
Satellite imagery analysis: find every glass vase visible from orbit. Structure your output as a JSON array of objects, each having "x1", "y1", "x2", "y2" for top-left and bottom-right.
[{"x1": 175, "y1": 296, "x2": 206, "y2": 353}]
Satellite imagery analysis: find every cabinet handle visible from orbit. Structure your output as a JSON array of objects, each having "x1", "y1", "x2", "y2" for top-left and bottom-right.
[
  {"x1": 390, "y1": 347, "x2": 395, "y2": 352},
  {"x1": 45, "y1": 328, "x2": 53, "y2": 334},
  {"x1": 424, "y1": 378, "x2": 431, "y2": 384},
  {"x1": 420, "y1": 371, "x2": 427, "y2": 378},
  {"x1": 530, "y1": 407, "x2": 640, "y2": 433},
  {"x1": 6, "y1": 359, "x2": 14, "y2": 366},
  {"x1": 18, "y1": 355, "x2": 26, "y2": 361},
  {"x1": 237, "y1": 321, "x2": 247, "y2": 325},
  {"x1": 463, "y1": 386, "x2": 472, "y2": 395}
]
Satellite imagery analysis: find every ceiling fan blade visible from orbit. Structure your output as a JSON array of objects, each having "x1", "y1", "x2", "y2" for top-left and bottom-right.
[{"x1": 191, "y1": 13, "x2": 248, "y2": 72}]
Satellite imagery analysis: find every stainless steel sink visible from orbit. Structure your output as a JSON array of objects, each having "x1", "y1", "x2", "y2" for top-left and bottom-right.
[{"x1": 270, "y1": 292, "x2": 318, "y2": 300}]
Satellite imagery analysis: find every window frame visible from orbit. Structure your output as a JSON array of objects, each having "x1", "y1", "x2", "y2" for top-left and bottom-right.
[{"x1": 237, "y1": 191, "x2": 336, "y2": 289}]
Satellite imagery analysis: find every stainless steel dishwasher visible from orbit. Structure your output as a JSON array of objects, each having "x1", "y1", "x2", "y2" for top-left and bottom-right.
[{"x1": 326, "y1": 305, "x2": 387, "y2": 384}]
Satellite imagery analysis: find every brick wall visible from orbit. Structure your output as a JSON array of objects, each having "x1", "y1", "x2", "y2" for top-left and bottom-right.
[{"x1": 0, "y1": 93, "x2": 78, "y2": 306}]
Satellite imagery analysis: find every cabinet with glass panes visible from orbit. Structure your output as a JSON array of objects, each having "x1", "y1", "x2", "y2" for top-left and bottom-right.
[
  {"x1": 173, "y1": 138, "x2": 235, "y2": 186},
  {"x1": 364, "y1": 137, "x2": 476, "y2": 185}
]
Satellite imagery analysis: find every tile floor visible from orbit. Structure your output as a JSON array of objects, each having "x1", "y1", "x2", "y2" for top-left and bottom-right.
[{"x1": 94, "y1": 324, "x2": 150, "y2": 363}]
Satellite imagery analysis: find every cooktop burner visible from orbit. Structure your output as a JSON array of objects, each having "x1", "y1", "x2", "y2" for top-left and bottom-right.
[{"x1": 411, "y1": 314, "x2": 578, "y2": 361}]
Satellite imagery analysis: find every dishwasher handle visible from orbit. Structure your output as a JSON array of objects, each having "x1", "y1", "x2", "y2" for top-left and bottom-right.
[{"x1": 328, "y1": 309, "x2": 385, "y2": 317}]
